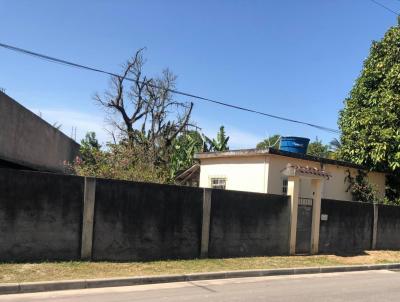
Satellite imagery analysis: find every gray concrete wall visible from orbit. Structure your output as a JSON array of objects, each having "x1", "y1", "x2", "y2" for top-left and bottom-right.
[
  {"x1": 92, "y1": 179, "x2": 204, "y2": 261},
  {"x1": 209, "y1": 190, "x2": 290, "y2": 258},
  {"x1": 376, "y1": 204, "x2": 400, "y2": 250},
  {"x1": 0, "y1": 168, "x2": 84, "y2": 261},
  {"x1": 319, "y1": 199, "x2": 374, "y2": 253},
  {"x1": 4, "y1": 168, "x2": 400, "y2": 262},
  {"x1": 0, "y1": 92, "x2": 80, "y2": 172}
]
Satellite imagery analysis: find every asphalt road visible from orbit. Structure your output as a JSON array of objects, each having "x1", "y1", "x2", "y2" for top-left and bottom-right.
[{"x1": 2, "y1": 270, "x2": 400, "y2": 302}]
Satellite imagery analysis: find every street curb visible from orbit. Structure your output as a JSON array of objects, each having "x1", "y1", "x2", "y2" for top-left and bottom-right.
[{"x1": 1, "y1": 263, "x2": 400, "y2": 295}]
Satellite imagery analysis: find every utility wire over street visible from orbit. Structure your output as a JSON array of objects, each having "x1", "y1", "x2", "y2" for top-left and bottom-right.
[
  {"x1": 0, "y1": 42, "x2": 340, "y2": 134},
  {"x1": 369, "y1": 0, "x2": 400, "y2": 15}
]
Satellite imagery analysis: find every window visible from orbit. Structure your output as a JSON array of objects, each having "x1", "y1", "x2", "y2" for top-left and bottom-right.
[
  {"x1": 211, "y1": 178, "x2": 226, "y2": 189},
  {"x1": 282, "y1": 178, "x2": 288, "y2": 195}
]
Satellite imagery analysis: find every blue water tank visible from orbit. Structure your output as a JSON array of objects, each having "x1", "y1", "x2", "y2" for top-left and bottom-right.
[{"x1": 279, "y1": 137, "x2": 310, "y2": 154}]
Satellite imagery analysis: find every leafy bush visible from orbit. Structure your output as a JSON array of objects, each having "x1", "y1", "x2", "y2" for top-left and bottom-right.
[{"x1": 345, "y1": 170, "x2": 381, "y2": 203}]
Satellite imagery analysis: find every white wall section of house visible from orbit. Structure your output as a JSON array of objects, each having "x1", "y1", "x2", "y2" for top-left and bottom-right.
[
  {"x1": 366, "y1": 171, "x2": 386, "y2": 200},
  {"x1": 199, "y1": 155, "x2": 269, "y2": 193},
  {"x1": 269, "y1": 156, "x2": 385, "y2": 201},
  {"x1": 267, "y1": 155, "x2": 317, "y2": 198},
  {"x1": 198, "y1": 151, "x2": 386, "y2": 202},
  {"x1": 321, "y1": 164, "x2": 353, "y2": 201}
]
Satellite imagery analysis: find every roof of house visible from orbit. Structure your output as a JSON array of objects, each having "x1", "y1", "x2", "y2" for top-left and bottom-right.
[
  {"x1": 194, "y1": 148, "x2": 381, "y2": 172},
  {"x1": 175, "y1": 164, "x2": 200, "y2": 184}
]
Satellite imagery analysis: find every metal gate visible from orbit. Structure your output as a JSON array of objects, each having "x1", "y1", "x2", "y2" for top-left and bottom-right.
[{"x1": 296, "y1": 197, "x2": 313, "y2": 254}]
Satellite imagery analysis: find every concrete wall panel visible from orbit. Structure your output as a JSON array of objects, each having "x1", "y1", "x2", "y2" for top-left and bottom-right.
[
  {"x1": 319, "y1": 199, "x2": 373, "y2": 253},
  {"x1": 92, "y1": 179, "x2": 203, "y2": 261},
  {"x1": 0, "y1": 168, "x2": 84, "y2": 261},
  {"x1": 209, "y1": 190, "x2": 290, "y2": 258},
  {"x1": 376, "y1": 204, "x2": 400, "y2": 250}
]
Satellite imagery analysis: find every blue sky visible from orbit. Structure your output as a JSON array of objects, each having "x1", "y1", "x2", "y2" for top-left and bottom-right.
[{"x1": 0, "y1": 0, "x2": 398, "y2": 148}]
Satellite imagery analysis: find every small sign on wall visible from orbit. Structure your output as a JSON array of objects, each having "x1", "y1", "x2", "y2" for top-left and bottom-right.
[{"x1": 321, "y1": 214, "x2": 328, "y2": 221}]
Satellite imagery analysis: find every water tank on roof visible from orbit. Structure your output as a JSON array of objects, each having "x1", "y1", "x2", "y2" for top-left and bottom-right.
[{"x1": 279, "y1": 137, "x2": 310, "y2": 154}]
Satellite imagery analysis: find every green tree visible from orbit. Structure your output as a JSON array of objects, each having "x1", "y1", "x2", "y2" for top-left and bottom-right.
[
  {"x1": 339, "y1": 21, "x2": 400, "y2": 172},
  {"x1": 256, "y1": 134, "x2": 281, "y2": 149},
  {"x1": 204, "y1": 126, "x2": 230, "y2": 152},
  {"x1": 329, "y1": 138, "x2": 341, "y2": 151},
  {"x1": 327, "y1": 138, "x2": 342, "y2": 160},
  {"x1": 307, "y1": 137, "x2": 330, "y2": 158},
  {"x1": 66, "y1": 139, "x2": 168, "y2": 183},
  {"x1": 169, "y1": 131, "x2": 205, "y2": 178},
  {"x1": 338, "y1": 21, "x2": 400, "y2": 202},
  {"x1": 66, "y1": 50, "x2": 201, "y2": 185},
  {"x1": 94, "y1": 48, "x2": 193, "y2": 167},
  {"x1": 71, "y1": 130, "x2": 205, "y2": 183},
  {"x1": 80, "y1": 132, "x2": 101, "y2": 164}
]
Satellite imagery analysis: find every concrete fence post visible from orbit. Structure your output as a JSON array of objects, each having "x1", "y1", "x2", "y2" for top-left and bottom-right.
[
  {"x1": 372, "y1": 203, "x2": 379, "y2": 250},
  {"x1": 200, "y1": 188, "x2": 212, "y2": 258},
  {"x1": 81, "y1": 177, "x2": 96, "y2": 260}
]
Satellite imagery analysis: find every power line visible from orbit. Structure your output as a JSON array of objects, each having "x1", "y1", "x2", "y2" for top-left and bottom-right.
[
  {"x1": 0, "y1": 42, "x2": 340, "y2": 134},
  {"x1": 369, "y1": 0, "x2": 399, "y2": 15}
]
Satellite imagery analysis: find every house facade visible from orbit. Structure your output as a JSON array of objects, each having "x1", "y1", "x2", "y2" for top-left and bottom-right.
[{"x1": 195, "y1": 148, "x2": 386, "y2": 202}]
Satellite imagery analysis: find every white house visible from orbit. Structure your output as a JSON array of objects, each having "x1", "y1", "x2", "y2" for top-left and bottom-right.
[{"x1": 194, "y1": 148, "x2": 386, "y2": 202}]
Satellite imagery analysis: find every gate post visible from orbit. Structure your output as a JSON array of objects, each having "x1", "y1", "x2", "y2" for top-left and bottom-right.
[
  {"x1": 287, "y1": 176, "x2": 300, "y2": 255},
  {"x1": 310, "y1": 179, "x2": 323, "y2": 254}
]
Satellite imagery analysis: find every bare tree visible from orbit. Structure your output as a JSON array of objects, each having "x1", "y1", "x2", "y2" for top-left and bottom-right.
[{"x1": 94, "y1": 48, "x2": 193, "y2": 164}]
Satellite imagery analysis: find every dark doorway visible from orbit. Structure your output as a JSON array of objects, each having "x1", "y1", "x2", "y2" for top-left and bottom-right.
[{"x1": 296, "y1": 197, "x2": 313, "y2": 254}]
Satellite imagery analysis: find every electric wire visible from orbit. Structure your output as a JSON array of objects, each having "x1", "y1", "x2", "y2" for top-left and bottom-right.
[
  {"x1": 370, "y1": 0, "x2": 400, "y2": 15},
  {"x1": 0, "y1": 42, "x2": 340, "y2": 134}
]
